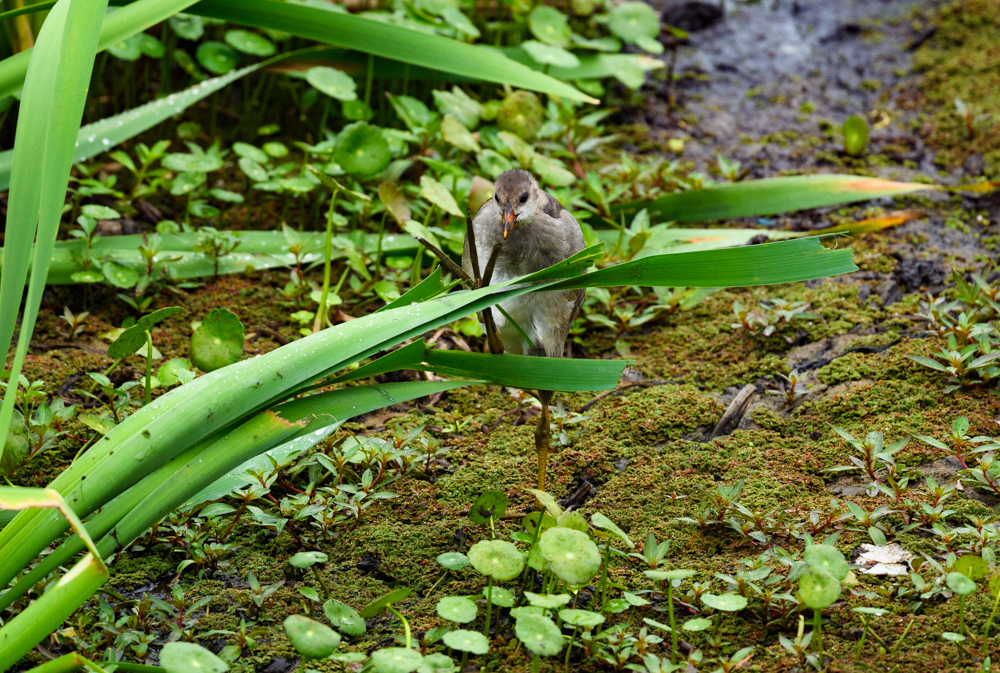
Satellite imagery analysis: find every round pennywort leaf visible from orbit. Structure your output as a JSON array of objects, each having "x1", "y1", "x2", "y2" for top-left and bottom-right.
[
  {"x1": 539, "y1": 527, "x2": 601, "y2": 586},
  {"x1": 468, "y1": 539, "x2": 523, "y2": 581},
  {"x1": 159, "y1": 642, "x2": 228, "y2": 673},
  {"x1": 190, "y1": 308, "x2": 244, "y2": 372},
  {"x1": 436, "y1": 596, "x2": 477, "y2": 624},
  {"x1": 323, "y1": 599, "x2": 366, "y2": 636},
  {"x1": 283, "y1": 614, "x2": 340, "y2": 659}
]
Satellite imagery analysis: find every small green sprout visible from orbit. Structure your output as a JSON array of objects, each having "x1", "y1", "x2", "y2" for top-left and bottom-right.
[
  {"x1": 947, "y1": 571, "x2": 977, "y2": 636},
  {"x1": 798, "y1": 544, "x2": 847, "y2": 660},
  {"x1": 468, "y1": 539, "x2": 523, "y2": 636},
  {"x1": 842, "y1": 114, "x2": 869, "y2": 157},
  {"x1": 289, "y1": 551, "x2": 330, "y2": 602},
  {"x1": 646, "y1": 569, "x2": 696, "y2": 664},
  {"x1": 852, "y1": 607, "x2": 888, "y2": 659}
]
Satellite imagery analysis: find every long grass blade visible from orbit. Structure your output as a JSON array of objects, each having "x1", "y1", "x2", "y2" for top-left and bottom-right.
[
  {"x1": 0, "y1": 0, "x2": 200, "y2": 98},
  {"x1": 187, "y1": 0, "x2": 595, "y2": 102},
  {"x1": 0, "y1": 555, "x2": 108, "y2": 670},
  {"x1": 0, "y1": 0, "x2": 109, "y2": 478},
  {"x1": 610, "y1": 175, "x2": 936, "y2": 222},
  {"x1": 0, "y1": 237, "x2": 854, "y2": 589}
]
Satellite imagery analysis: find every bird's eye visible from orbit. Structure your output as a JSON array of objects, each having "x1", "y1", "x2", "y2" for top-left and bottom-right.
[
  {"x1": 520, "y1": 193, "x2": 528, "y2": 203},
  {"x1": 494, "y1": 193, "x2": 499, "y2": 202}
]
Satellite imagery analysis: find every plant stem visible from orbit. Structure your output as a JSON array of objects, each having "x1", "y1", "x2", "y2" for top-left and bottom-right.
[
  {"x1": 984, "y1": 588, "x2": 1000, "y2": 658},
  {"x1": 564, "y1": 626, "x2": 578, "y2": 672},
  {"x1": 599, "y1": 543, "x2": 611, "y2": 608},
  {"x1": 387, "y1": 605, "x2": 412, "y2": 649},
  {"x1": 311, "y1": 566, "x2": 330, "y2": 600},
  {"x1": 144, "y1": 331, "x2": 152, "y2": 406},
  {"x1": 961, "y1": 595, "x2": 967, "y2": 636},
  {"x1": 855, "y1": 616, "x2": 868, "y2": 661},
  {"x1": 484, "y1": 576, "x2": 494, "y2": 637},
  {"x1": 531, "y1": 654, "x2": 540, "y2": 673},
  {"x1": 888, "y1": 619, "x2": 915, "y2": 657},
  {"x1": 668, "y1": 582, "x2": 678, "y2": 664},
  {"x1": 313, "y1": 188, "x2": 339, "y2": 333},
  {"x1": 364, "y1": 53, "x2": 374, "y2": 106},
  {"x1": 814, "y1": 609, "x2": 823, "y2": 661}
]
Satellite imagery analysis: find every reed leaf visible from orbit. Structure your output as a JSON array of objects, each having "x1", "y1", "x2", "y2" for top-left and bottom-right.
[
  {"x1": 0, "y1": 0, "x2": 109, "y2": 480},
  {"x1": 0, "y1": 237, "x2": 854, "y2": 592},
  {"x1": 610, "y1": 175, "x2": 936, "y2": 222}
]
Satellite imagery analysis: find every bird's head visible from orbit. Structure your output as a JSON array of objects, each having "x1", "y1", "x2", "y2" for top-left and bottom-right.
[{"x1": 493, "y1": 169, "x2": 543, "y2": 239}]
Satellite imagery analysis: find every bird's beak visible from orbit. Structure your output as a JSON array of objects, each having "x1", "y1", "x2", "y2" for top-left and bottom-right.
[{"x1": 502, "y1": 203, "x2": 515, "y2": 239}]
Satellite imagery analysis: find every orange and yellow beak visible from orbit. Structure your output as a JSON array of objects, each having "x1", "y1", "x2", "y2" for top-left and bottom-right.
[{"x1": 502, "y1": 203, "x2": 515, "y2": 239}]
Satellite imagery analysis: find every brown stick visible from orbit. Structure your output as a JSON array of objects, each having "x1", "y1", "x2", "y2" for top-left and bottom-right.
[{"x1": 415, "y1": 236, "x2": 473, "y2": 285}]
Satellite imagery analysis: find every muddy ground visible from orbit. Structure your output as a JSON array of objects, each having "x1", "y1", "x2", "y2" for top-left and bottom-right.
[{"x1": 7, "y1": 0, "x2": 1000, "y2": 671}]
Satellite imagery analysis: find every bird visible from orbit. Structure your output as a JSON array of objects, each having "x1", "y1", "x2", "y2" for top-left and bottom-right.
[{"x1": 462, "y1": 169, "x2": 585, "y2": 490}]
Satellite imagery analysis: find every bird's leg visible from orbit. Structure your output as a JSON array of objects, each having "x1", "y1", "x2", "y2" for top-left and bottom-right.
[{"x1": 534, "y1": 389, "x2": 554, "y2": 490}]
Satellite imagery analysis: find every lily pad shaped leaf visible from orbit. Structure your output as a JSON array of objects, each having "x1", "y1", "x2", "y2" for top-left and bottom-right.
[
  {"x1": 483, "y1": 585, "x2": 515, "y2": 607},
  {"x1": 283, "y1": 614, "x2": 341, "y2": 659},
  {"x1": 437, "y1": 551, "x2": 470, "y2": 570},
  {"x1": 853, "y1": 607, "x2": 888, "y2": 617},
  {"x1": 417, "y1": 653, "x2": 455, "y2": 673},
  {"x1": 798, "y1": 569, "x2": 840, "y2": 609},
  {"x1": 555, "y1": 511, "x2": 588, "y2": 533},
  {"x1": 196, "y1": 41, "x2": 239, "y2": 75},
  {"x1": 289, "y1": 551, "x2": 328, "y2": 568},
  {"x1": 469, "y1": 540, "x2": 524, "y2": 582},
  {"x1": 683, "y1": 617, "x2": 712, "y2": 632},
  {"x1": 523, "y1": 591, "x2": 571, "y2": 609},
  {"x1": 335, "y1": 122, "x2": 391, "y2": 176},
  {"x1": 591, "y1": 512, "x2": 634, "y2": 549},
  {"x1": 307, "y1": 66, "x2": 358, "y2": 102},
  {"x1": 521, "y1": 40, "x2": 581, "y2": 69},
  {"x1": 469, "y1": 490, "x2": 509, "y2": 524},
  {"x1": 528, "y1": 6, "x2": 572, "y2": 47},
  {"x1": 159, "y1": 642, "x2": 229, "y2": 673},
  {"x1": 437, "y1": 596, "x2": 478, "y2": 623},
  {"x1": 442, "y1": 629, "x2": 490, "y2": 655},
  {"x1": 224, "y1": 29, "x2": 276, "y2": 56},
  {"x1": 515, "y1": 614, "x2": 563, "y2": 657},
  {"x1": 701, "y1": 592, "x2": 749, "y2": 612},
  {"x1": 370, "y1": 647, "x2": 424, "y2": 673},
  {"x1": 539, "y1": 527, "x2": 601, "y2": 586},
  {"x1": 190, "y1": 308, "x2": 244, "y2": 372},
  {"x1": 608, "y1": 1, "x2": 663, "y2": 52},
  {"x1": 955, "y1": 555, "x2": 989, "y2": 581},
  {"x1": 804, "y1": 544, "x2": 849, "y2": 581},
  {"x1": 323, "y1": 599, "x2": 366, "y2": 636},
  {"x1": 558, "y1": 609, "x2": 604, "y2": 629},
  {"x1": 947, "y1": 571, "x2": 977, "y2": 596}
]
